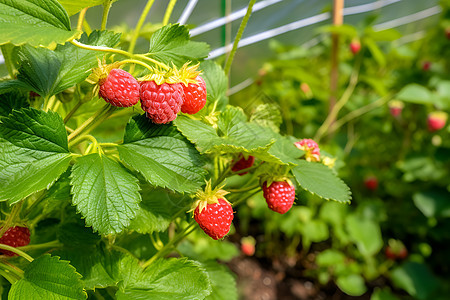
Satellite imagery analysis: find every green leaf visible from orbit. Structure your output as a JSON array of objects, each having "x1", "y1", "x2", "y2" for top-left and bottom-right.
[
  {"x1": 119, "y1": 114, "x2": 206, "y2": 193},
  {"x1": 57, "y1": 222, "x2": 101, "y2": 247},
  {"x1": 413, "y1": 190, "x2": 450, "y2": 218},
  {"x1": 57, "y1": 0, "x2": 104, "y2": 16},
  {"x1": 397, "y1": 84, "x2": 433, "y2": 105},
  {"x1": 364, "y1": 38, "x2": 385, "y2": 67},
  {"x1": 178, "y1": 238, "x2": 239, "y2": 262},
  {"x1": 317, "y1": 24, "x2": 358, "y2": 37},
  {"x1": 55, "y1": 246, "x2": 122, "y2": 290},
  {"x1": 301, "y1": 219, "x2": 329, "y2": 248},
  {"x1": 249, "y1": 103, "x2": 282, "y2": 133},
  {"x1": 128, "y1": 187, "x2": 190, "y2": 234},
  {"x1": 15, "y1": 30, "x2": 121, "y2": 98},
  {"x1": 0, "y1": 91, "x2": 29, "y2": 117},
  {"x1": 365, "y1": 28, "x2": 401, "y2": 41},
  {"x1": 0, "y1": 108, "x2": 71, "y2": 204},
  {"x1": 371, "y1": 287, "x2": 401, "y2": 300},
  {"x1": 202, "y1": 261, "x2": 237, "y2": 300},
  {"x1": 391, "y1": 262, "x2": 439, "y2": 300},
  {"x1": 117, "y1": 257, "x2": 212, "y2": 300},
  {"x1": 9, "y1": 254, "x2": 86, "y2": 300},
  {"x1": 174, "y1": 108, "x2": 290, "y2": 164},
  {"x1": 291, "y1": 160, "x2": 351, "y2": 203},
  {"x1": 345, "y1": 214, "x2": 382, "y2": 256},
  {"x1": 316, "y1": 249, "x2": 346, "y2": 267},
  {"x1": 0, "y1": 79, "x2": 30, "y2": 95},
  {"x1": 336, "y1": 274, "x2": 367, "y2": 296},
  {"x1": 200, "y1": 61, "x2": 228, "y2": 103},
  {"x1": 70, "y1": 153, "x2": 141, "y2": 235},
  {"x1": 148, "y1": 24, "x2": 209, "y2": 66},
  {"x1": 0, "y1": 0, "x2": 80, "y2": 47}
]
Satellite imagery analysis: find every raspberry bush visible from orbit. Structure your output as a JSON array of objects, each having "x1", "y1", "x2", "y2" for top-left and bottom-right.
[{"x1": 0, "y1": 1, "x2": 351, "y2": 299}]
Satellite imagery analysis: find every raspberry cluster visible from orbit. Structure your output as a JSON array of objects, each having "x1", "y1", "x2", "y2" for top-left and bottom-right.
[{"x1": 97, "y1": 67, "x2": 207, "y2": 124}]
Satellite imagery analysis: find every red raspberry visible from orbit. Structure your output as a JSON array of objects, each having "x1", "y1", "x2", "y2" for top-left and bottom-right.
[
  {"x1": 194, "y1": 198, "x2": 234, "y2": 240},
  {"x1": 295, "y1": 138, "x2": 320, "y2": 162},
  {"x1": 241, "y1": 242, "x2": 255, "y2": 256},
  {"x1": 262, "y1": 181, "x2": 296, "y2": 214},
  {"x1": 99, "y1": 69, "x2": 140, "y2": 107},
  {"x1": 0, "y1": 226, "x2": 30, "y2": 256},
  {"x1": 140, "y1": 81, "x2": 184, "y2": 124},
  {"x1": 422, "y1": 61, "x2": 431, "y2": 71},
  {"x1": 427, "y1": 111, "x2": 448, "y2": 132},
  {"x1": 181, "y1": 76, "x2": 207, "y2": 114},
  {"x1": 364, "y1": 176, "x2": 378, "y2": 191},
  {"x1": 231, "y1": 155, "x2": 255, "y2": 175},
  {"x1": 350, "y1": 40, "x2": 361, "y2": 55}
]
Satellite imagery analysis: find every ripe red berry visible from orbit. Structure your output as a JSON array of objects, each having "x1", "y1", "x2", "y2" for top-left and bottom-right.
[
  {"x1": 388, "y1": 100, "x2": 404, "y2": 118},
  {"x1": 350, "y1": 40, "x2": 361, "y2": 55},
  {"x1": 364, "y1": 176, "x2": 378, "y2": 191},
  {"x1": 140, "y1": 81, "x2": 184, "y2": 124},
  {"x1": 241, "y1": 242, "x2": 255, "y2": 256},
  {"x1": 385, "y1": 246, "x2": 396, "y2": 260},
  {"x1": 194, "y1": 198, "x2": 234, "y2": 240},
  {"x1": 99, "y1": 69, "x2": 140, "y2": 107},
  {"x1": 295, "y1": 138, "x2": 320, "y2": 162},
  {"x1": 181, "y1": 76, "x2": 207, "y2": 114},
  {"x1": 422, "y1": 61, "x2": 431, "y2": 71},
  {"x1": 0, "y1": 226, "x2": 30, "y2": 256},
  {"x1": 262, "y1": 181, "x2": 296, "y2": 214},
  {"x1": 446, "y1": 27, "x2": 450, "y2": 40},
  {"x1": 427, "y1": 111, "x2": 448, "y2": 132},
  {"x1": 385, "y1": 240, "x2": 408, "y2": 260},
  {"x1": 231, "y1": 155, "x2": 255, "y2": 175}
]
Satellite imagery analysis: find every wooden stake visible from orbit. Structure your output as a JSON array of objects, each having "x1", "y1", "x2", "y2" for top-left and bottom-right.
[{"x1": 329, "y1": 0, "x2": 344, "y2": 114}]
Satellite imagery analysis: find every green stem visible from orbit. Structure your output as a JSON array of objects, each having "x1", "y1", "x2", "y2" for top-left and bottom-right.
[
  {"x1": 101, "y1": 0, "x2": 114, "y2": 30},
  {"x1": 228, "y1": 184, "x2": 259, "y2": 193},
  {"x1": 0, "y1": 201, "x2": 23, "y2": 238},
  {"x1": 45, "y1": 96, "x2": 56, "y2": 112},
  {"x1": 214, "y1": 167, "x2": 232, "y2": 187},
  {"x1": 231, "y1": 189, "x2": 260, "y2": 206},
  {"x1": 0, "y1": 244, "x2": 33, "y2": 262},
  {"x1": 128, "y1": 0, "x2": 155, "y2": 54},
  {"x1": 162, "y1": 0, "x2": 177, "y2": 26},
  {"x1": 67, "y1": 104, "x2": 111, "y2": 143},
  {"x1": 142, "y1": 221, "x2": 195, "y2": 268},
  {"x1": 17, "y1": 240, "x2": 62, "y2": 251},
  {"x1": 314, "y1": 56, "x2": 361, "y2": 142},
  {"x1": 0, "y1": 261, "x2": 23, "y2": 279},
  {"x1": 0, "y1": 269, "x2": 18, "y2": 284},
  {"x1": 170, "y1": 204, "x2": 192, "y2": 222},
  {"x1": 223, "y1": 0, "x2": 257, "y2": 76},
  {"x1": 64, "y1": 101, "x2": 83, "y2": 123},
  {"x1": 77, "y1": 8, "x2": 88, "y2": 31}
]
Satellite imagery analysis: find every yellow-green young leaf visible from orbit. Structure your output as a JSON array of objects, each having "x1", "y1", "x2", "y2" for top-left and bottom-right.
[
  {"x1": 57, "y1": 0, "x2": 104, "y2": 16},
  {"x1": 118, "y1": 115, "x2": 206, "y2": 193},
  {"x1": 70, "y1": 153, "x2": 141, "y2": 235},
  {"x1": 0, "y1": 108, "x2": 71, "y2": 205},
  {"x1": 336, "y1": 274, "x2": 367, "y2": 296},
  {"x1": 291, "y1": 160, "x2": 352, "y2": 204},
  {"x1": 0, "y1": 0, "x2": 80, "y2": 47},
  {"x1": 397, "y1": 84, "x2": 433, "y2": 105},
  {"x1": 117, "y1": 257, "x2": 212, "y2": 300},
  {"x1": 200, "y1": 61, "x2": 228, "y2": 103},
  {"x1": 345, "y1": 214, "x2": 382, "y2": 256},
  {"x1": 8, "y1": 254, "x2": 86, "y2": 300}
]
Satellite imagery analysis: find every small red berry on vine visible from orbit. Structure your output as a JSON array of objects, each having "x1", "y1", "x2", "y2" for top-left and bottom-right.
[
  {"x1": 350, "y1": 39, "x2": 361, "y2": 55},
  {"x1": 385, "y1": 239, "x2": 408, "y2": 260},
  {"x1": 388, "y1": 100, "x2": 404, "y2": 118},
  {"x1": 364, "y1": 175, "x2": 378, "y2": 191},
  {"x1": 231, "y1": 155, "x2": 255, "y2": 175},
  {"x1": 427, "y1": 111, "x2": 448, "y2": 132},
  {"x1": 140, "y1": 81, "x2": 184, "y2": 124},
  {"x1": 181, "y1": 76, "x2": 207, "y2": 114},
  {"x1": 98, "y1": 69, "x2": 140, "y2": 107},
  {"x1": 422, "y1": 61, "x2": 431, "y2": 71},
  {"x1": 262, "y1": 178, "x2": 296, "y2": 214},
  {"x1": 295, "y1": 138, "x2": 320, "y2": 162},
  {"x1": 192, "y1": 181, "x2": 233, "y2": 240},
  {"x1": 241, "y1": 236, "x2": 256, "y2": 256},
  {"x1": 0, "y1": 226, "x2": 30, "y2": 257}
]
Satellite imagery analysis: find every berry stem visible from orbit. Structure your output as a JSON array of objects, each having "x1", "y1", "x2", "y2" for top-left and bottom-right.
[
  {"x1": 77, "y1": 8, "x2": 88, "y2": 31},
  {"x1": 223, "y1": 0, "x2": 257, "y2": 76},
  {"x1": 67, "y1": 104, "x2": 114, "y2": 146},
  {"x1": 231, "y1": 189, "x2": 260, "y2": 206},
  {"x1": 162, "y1": 0, "x2": 178, "y2": 26},
  {"x1": 0, "y1": 269, "x2": 18, "y2": 284},
  {"x1": 128, "y1": 0, "x2": 156, "y2": 54},
  {"x1": 228, "y1": 184, "x2": 260, "y2": 193},
  {"x1": 0, "y1": 261, "x2": 23, "y2": 279},
  {"x1": 0, "y1": 244, "x2": 33, "y2": 262},
  {"x1": 0, "y1": 201, "x2": 23, "y2": 238},
  {"x1": 101, "y1": 0, "x2": 114, "y2": 30},
  {"x1": 141, "y1": 221, "x2": 196, "y2": 268},
  {"x1": 64, "y1": 101, "x2": 83, "y2": 124}
]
